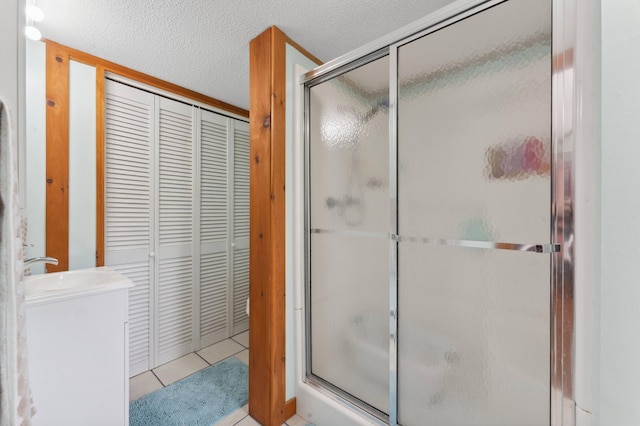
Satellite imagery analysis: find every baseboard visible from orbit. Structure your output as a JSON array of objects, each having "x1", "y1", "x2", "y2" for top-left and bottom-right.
[
  {"x1": 233, "y1": 320, "x2": 249, "y2": 336},
  {"x1": 285, "y1": 397, "x2": 297, "y2": 420},
  {"x1": 200, "y1": 329, "x2": 228, "y2": 349}
]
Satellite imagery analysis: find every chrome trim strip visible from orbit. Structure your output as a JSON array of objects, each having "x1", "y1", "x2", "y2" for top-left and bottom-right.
[
  {"x1": 309, "y1": 228, "x2": 388, "y2": 239},
  {"x1": 305, "y1": 375, "x2": 388, "y2": 426},
  {"x1": 310, "y1": 228, "x2": 560, "y2": 253},
  {"x1": 304, "y1": 48, "x2": 389, "y2": 89},
  {"x1": 304, "y1": 83, "x2": 313, "y2": 381},
  {"x1": 551, "y1": 0, "x2": 576, "y2": 424},
  {"x1": 388, "y1": 44, "x2": 399, "y2": 426},
  {"x1": 550, "y1": 1, "x2": 562, "y2": 420},
  {"x1": 301, "y1": 0, "x2": 503, "y2": 84},
  {"x1": 395, "y1": 236, "x2": 560, "y2": 254}
]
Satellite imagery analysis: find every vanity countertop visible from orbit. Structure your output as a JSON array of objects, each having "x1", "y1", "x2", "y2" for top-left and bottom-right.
[{"x1": 25, "y1": 266, "x2": 134, "y2": 307}]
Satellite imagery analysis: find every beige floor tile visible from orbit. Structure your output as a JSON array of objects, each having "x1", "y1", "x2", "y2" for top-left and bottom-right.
[
  {"x1": 235, "y1": 349, "x2": 249, "y2": 365},
  {"x1": 285, "y1": 413, "x2": 308, "y2": 426},
  {"x1": 214, "y1": 404, "x2": 249, "y2": 425},
  {"x1": 235, "y1": 415, "x2": 261, "y2": 426},
  {"x1": 232, "y1": 330, "x2": 249, "y2": 348},
  {"x1": 198, "y1": 338, "x2": 245, "y2": 365},
  {"x1": 152, "y1": 353, "x2": 209, "y2": 386},
  {"x1": 129, "y1": 371, "x2": 163, "y2": 402}
]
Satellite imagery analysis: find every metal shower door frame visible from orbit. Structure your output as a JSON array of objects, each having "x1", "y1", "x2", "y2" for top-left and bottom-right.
[{"x1": 301, "y1": 0, "x2": 576, "y2": 424}]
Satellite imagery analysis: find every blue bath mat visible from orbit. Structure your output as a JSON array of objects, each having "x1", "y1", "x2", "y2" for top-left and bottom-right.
[{"x1": 130, "y1": 357, "x2": 248, "y2": 426}]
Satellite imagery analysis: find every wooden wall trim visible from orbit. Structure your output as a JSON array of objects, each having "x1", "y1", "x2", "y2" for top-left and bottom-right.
[
  {"x1": 45, "y1": 42, "x2": 70, "y2": 272},
  {"x1": 44, "y1": 40, "x2": 249, "y2": 118},
  {"x1": 269, "y1": 24, "x2": 288, "y2": 423},
  {"x1": 248, "y1": 26, "x2": 321, "y2": 426},
  {"x1": 284, "y1": 398, "x2": 297, "y2": 421},
  {"x1": 95, "y1": 65, "x2": 105, "y2": 267},
  {"x1": 249, "y1": 27, "x2": 275, "y2": 425}
]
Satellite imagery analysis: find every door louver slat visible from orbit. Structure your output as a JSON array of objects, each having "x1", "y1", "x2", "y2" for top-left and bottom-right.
[
  {"x1": 233, "y1": 125, "x2": 250, "y2": 239},
  {"x1": 111, "y1": 262, "x2": 151, "y2": 374},
  {"x1": 233, "y1": 248, "x2": 250, "y2": 332},
  {"x1": 105, "y1": 79, "x2": 249, "y2": 375},
  {"x1": 201, "y1": 113, "x2": 228, "y2": 244},
  {"x1": 199, "y1": 111, "x2": 228, "y2": 346},
  {"x1": 232, "y1": 121, "x2": 250, "y2": 333},
  {"x1": 200, "y1": 252, "x2": 228, "y2": 346},
  {"x1": 158, "y1": 256, "x2": 193, "y2": 363},
  {"x1": 104, "y1": 80, "x2": 153, "y2": 376},
  {"x1": 157, "y1": 98, "x2": 194, "y2": 363}
]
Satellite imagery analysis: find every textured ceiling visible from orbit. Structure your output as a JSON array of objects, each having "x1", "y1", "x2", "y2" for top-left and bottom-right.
[{"x1": 36, "y1": 0, "x2": 456, "y2": 111}]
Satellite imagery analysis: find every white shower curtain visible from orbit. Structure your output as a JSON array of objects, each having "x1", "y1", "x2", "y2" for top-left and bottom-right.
[{"x1": 0, "y1": 99, "x2": 34, "y2": 425}]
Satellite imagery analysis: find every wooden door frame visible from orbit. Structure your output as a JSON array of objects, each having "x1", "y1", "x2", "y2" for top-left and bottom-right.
[
  {"x1": 248, "y1": 26, "x2": 321, "y2": 426},
  {"x1": 43, "y1": 39, "x2": 248, "y2": 272}
]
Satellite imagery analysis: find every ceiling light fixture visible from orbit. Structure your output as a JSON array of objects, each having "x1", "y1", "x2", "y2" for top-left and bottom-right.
[
  {"x1": 25, "y1": 26, "x2": 42, "y2": 41},
  {"x1": 25, "y1": 2, "x2": 43, "y2": 41},
  {"x1": 26, "y1": 5, "x2": 44, "y2": 22}
]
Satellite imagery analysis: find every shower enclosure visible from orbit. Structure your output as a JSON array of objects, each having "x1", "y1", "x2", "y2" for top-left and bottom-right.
[{"x1": 302, "y1": 0, "x2": 574, "y2": 425}]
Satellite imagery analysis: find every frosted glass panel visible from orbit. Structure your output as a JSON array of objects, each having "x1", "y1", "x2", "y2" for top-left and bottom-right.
[
  {"x1": 397, "y1": 0, "x2": 552, "y2": 424},
  {"x1": 308, "y1": 55, "x2": 390, "y2": 413},
  {"x1": 398, "y1": 244, "x2": 550, "y2": 425},
  {"x1": 310, "y1": 233, "x2": 389, "y2": 413},
  {"x1": 398, "y1": 0, "x2": 552, "y2": 244},
  {"x1": 309, "y1": 56, "x2": 389, "y2": 232},
  {"x1": 305, "y1": 0, "x2": 555, "y2": 422}
]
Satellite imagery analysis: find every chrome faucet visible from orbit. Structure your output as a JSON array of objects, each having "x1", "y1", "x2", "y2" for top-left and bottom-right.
[{"x1": 24, "y1": 257, "x2": 59, "y2": 267}]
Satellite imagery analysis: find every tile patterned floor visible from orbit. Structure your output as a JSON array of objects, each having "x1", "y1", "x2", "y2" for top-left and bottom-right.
[
  {"x1": 129, "y1": 330, "x2": 307, "y2": 425},
  {"x1": 153, "y1": 352, "x2": 209, "y2": 386},
  {"x1": 197, "y1": 338, "x2": 245, "y2": 365},
  {"x1": 215, "y1": 405, "x2": 308, "y2": 426}
]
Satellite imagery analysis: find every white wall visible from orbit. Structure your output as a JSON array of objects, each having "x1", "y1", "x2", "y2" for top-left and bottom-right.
[
  {"x1": 597, "y1": 0, "x2": 640, "y2": 424},
  {"x1": 0, "y1": 1, "x2": 19, "y2": 148},
  {"x1": 285, "y1": 42, "x2": 319, "y2": 401},
  {"x1": 0, "y1": 4, "x2": 20, "y2": 423},
  {"x1": 572, "y1": 1, "x2": 601, "y2": 423}
]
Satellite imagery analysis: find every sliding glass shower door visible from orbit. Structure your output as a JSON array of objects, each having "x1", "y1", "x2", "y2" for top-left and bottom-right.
[
  {"x1": 305, "y1": 0, "x2": 561, "y2": 424},
  {"x1": 397, "y1": 1, "x2": 552, "y2": 423},
  {"x1": 307, "y1": 54, "x2": 391, "y2": 415}
]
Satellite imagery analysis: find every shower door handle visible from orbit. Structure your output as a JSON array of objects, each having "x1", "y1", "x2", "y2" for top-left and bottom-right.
[{"x1": 392, "y1": 235, "x2": 561, "y2": 254}]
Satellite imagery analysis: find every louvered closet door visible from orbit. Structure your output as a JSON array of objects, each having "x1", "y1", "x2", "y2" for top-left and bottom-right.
[
  {"x1": 103, "y1": 80, "x2": 154, "y2": 377},
  {"x1": 156, "y1": 97, "x2": 196, "y2": 364},
  {"x1": 232, "y1": 120, "x2": 250, "y2": 334},
  {"x1": 199, "y1": 110, "x2": 229, "y2": 347}
]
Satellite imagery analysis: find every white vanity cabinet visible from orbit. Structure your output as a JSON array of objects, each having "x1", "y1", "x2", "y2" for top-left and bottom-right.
[{"x1": 26, "y1": 268, "x2": 133, "y2": 426}]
